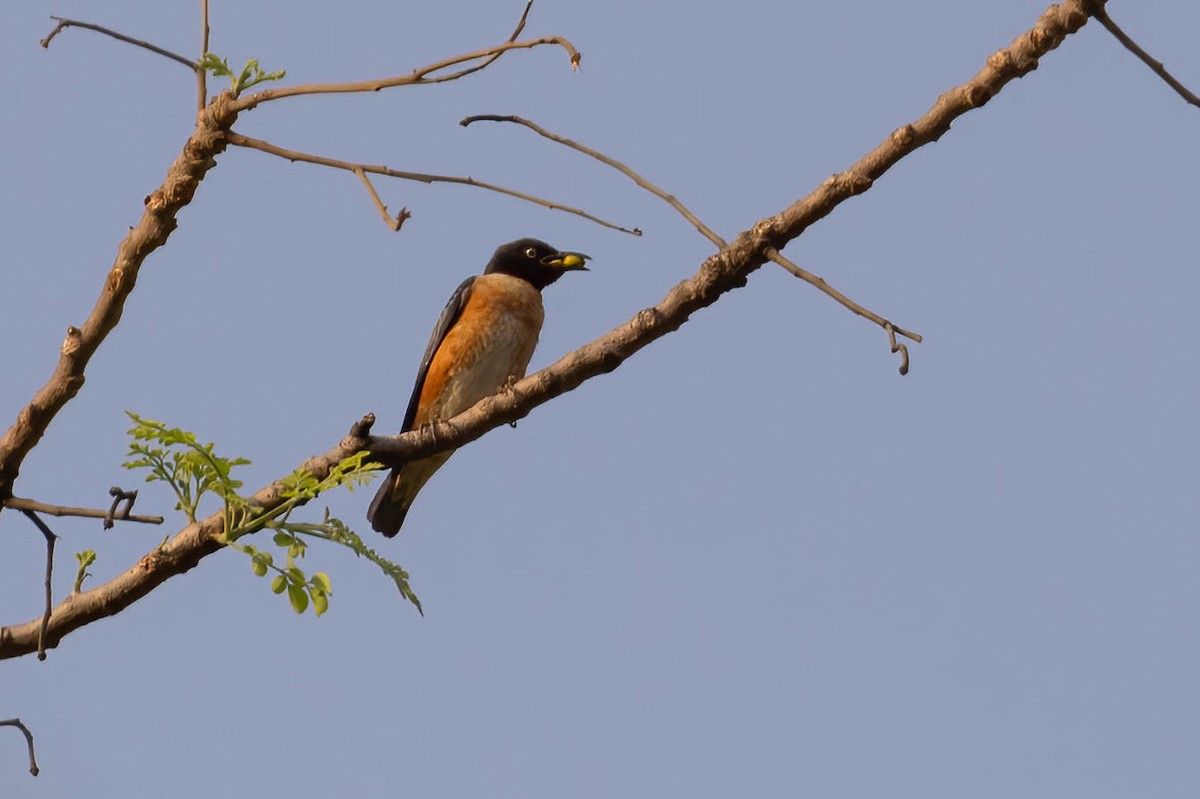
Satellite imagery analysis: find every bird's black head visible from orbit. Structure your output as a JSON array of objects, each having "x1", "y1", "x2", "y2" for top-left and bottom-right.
[{"x1": 484, "y1": 238, "x2": 590, "y2": 291}]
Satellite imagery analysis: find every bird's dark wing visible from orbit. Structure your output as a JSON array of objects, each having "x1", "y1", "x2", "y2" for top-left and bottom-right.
[{"x1": 400, "y1": 276, "x2": 476, "y2": 432}]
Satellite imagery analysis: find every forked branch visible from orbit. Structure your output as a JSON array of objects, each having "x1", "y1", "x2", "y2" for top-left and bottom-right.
[
  {"x1": 232, "y1": 35, "x2": 579, "y2": 112},
  {"x1": 227, "y1": 131, "x2": 639, "y2": 235},
  {"x1": 463, "y1": 114, "x2": 921, "y2": 371},
  {"x1": 0, "y1": 0, "x2": 1099, "y2": 661},
  {"x1": 4, "y1": 496, "x2": 163, "y2": 526}
]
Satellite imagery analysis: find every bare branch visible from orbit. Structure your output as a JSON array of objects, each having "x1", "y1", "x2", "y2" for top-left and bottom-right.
[
  {"x1": 232, "y1": 36, "x2": 579, "y2": 112},
  {"x1": 354, "y1": 168, "x2": 411, "y2": 231},
  {"x1": 462, "y1": 114, "x2": 724, "y2": 248},
  {"x1": 227, "y1": 131, "x2": 640, "y2": 235},
  {"x1": 0, "y1": 718, "x2": 39, "y2": 776},
  {"x1": 0, "y1": 0, "x2": 1097, "y2": 662},
  {"x1": 766, "y1": 247, "x2": 922, "y2": 374},
  {"x1": 426, "y1": 0, "x2": 536, "y2": 83},
  {"x1": 197, "y1": 1, "x2": 211, "y2": 112},
  {"x1": 4, "y1": 496, "x2": 163, "y2": 526},
  {"x1": 19, "y1": 511, "x2": 57, "y2": 662},
  {"x1": 885, "y1": 323, "x2": 911, "y2": 376},
  {"x1": 40, "y1": 15, "x2": 197, "y2": 70},
  {"x1": 1091, "y1": 4, "x2": 1200, "y2": 108},
  {"x1": 462, "y1": 115, "x2": 921, "y2": 371},
  {"x1": 0, "y1": 93, "x2": 241, "y2": 507}
]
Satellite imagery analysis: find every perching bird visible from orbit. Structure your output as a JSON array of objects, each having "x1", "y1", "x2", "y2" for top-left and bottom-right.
[{"x1": 367, "y1": 238, "x2": 590, "y2": 536}]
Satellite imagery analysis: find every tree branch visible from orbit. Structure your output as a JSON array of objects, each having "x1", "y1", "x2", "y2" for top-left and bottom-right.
[
  {"x1": 40, "y1": 15, "x2": 197, "y2": 70},
  {"x1": 462, "y1": 113, "x2": 725, "y2": 248},
  {"x1": 226, "y1": 131, "x2": 640, "y2": 235},
  {"x1": 232, "y1": 35, "x2": 579, "y2": 112},
  {"x1": 0, "y1": 91, "x2": 240, "y2": 507},
  {"x1": 0, "y1": 718, "x2": 39, "y2": 777},
  {"x1": 197, "y1": 0, "x2": 211, "y2": 112},
  {"x1": 355, "y1": 168, "x2": 411, "y2": 232},
  {"x1": 462, "y1": 114, "x2": 920, "y2": 371},
  {"x1": 0, "y1": 0, "x2": 1097, "y2": 662},
  {"x1": 427, "y1": 0, "x2": 536, "y2": 83},
  {"x1": 1091, "y1": 3, "x2": 1200, "y2": 108},
  {"x1": 19, "y1": 511, "x2": 57, "y2": 662},
  {"x1": 765, "y1": 247, "x2": 921, "y2": 374},
  {"x1": 4, "y1": 496, "x2": 163, "y2": 526}
]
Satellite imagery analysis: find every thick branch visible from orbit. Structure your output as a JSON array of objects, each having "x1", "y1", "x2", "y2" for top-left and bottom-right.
[
  {"x1": 227, "y1": 131, "x2": 639, "y2": 235},
  {"x1": 461, "y1": 114, "x2": 920, "y2": 370},
  {"x1": 0, "y1": 0, "x2": 1095, "y2": 661},
  {"x1": 0, "y1": 92, "x2": 240, "y2": 506}
]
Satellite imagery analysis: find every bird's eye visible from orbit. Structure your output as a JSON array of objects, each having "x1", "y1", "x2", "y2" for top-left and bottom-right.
[{"x1": 524, "y1": 247, "x2": 538, "y2": 259}]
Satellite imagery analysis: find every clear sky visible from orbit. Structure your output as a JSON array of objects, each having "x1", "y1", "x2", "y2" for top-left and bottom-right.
[{"x1": 2, "y1": 1, "x2": 1198, "y2": 797}]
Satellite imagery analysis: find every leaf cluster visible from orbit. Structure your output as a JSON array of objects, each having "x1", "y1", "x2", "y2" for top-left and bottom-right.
[
  {"x1": 199, "y1": 52, "x2": 286, "y2": 97},
  {"x1": 122, "y1": 412, "x2": 421, "y2": 615}
]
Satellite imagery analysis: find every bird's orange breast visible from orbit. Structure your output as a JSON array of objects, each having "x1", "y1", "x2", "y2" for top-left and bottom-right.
[{"x1": 414, "y1": 273, "x2": 545, "y2": 426}]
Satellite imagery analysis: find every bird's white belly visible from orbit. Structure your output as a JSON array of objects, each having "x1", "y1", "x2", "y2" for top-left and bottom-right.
[{"x1": 434, "y1": 312, "x2": 539, "y2": 419}]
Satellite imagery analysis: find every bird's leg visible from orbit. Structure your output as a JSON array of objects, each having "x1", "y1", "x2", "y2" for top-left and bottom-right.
[{"x1": 502, "y1": 375, "x2": 520, "y2": 428}]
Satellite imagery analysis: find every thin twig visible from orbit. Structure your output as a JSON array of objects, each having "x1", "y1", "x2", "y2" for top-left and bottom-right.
[
  {"x1": 105, "y1": 487, "x2": 140, "y2": 529},
  {"x1": 766, "y1": 247, "x2": 922, "y2": 374},
  {"x1": 19, "y1": 511, "x2": 56, "y2": 662},
  {"x1": 5, "y1": 497, "x2": 163, "y2": 525},
  {"x1": 1092, "y1": 5, "x2": 1200, "y2": 108},
  {"x1": 885, "y1": 323, "x2": 911, "y2": 376},
  {"x1": 463, "y1": 114, "x2": 722, "y2": 247},
  {"x1": 0, "y1": 718, "x2": 39, "y2": 776},
  {"x1": 463, "y1": 114, "x2": 921, "y2": 371},
  {"x1": 233, "y1": 36, "x2": 578, "y2": 112},
  {"x1": 1, "y1": 0, "x2": 1097, "y2": 662},
  {"x1": 227, "y1": 131, "x2": 640, "y2": 235},
  {"x1": 427, "y1": 0, "x2": 535, "y2": 84},
  {"x1": 354, "y1": 168, "x2": 411, "y2": 231},
  {"x1": 197, "y1": 0, "x2": 210, "y2": 112},
  {"x1": 40, "y1": 16, "x2": 197, "y2": 70}
]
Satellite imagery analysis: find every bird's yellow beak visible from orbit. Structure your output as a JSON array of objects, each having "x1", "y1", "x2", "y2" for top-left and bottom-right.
[{"x1": 542, "y1": 252, "x2": 590, "y2": 271}]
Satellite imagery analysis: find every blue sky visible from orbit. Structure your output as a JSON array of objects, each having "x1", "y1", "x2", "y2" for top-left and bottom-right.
[{"x1": 2, "y1": 1, "x2": 1198, "y2": 797}]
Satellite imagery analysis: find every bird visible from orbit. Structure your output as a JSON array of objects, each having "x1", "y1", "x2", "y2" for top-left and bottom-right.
[{"x1": 367, "y1": 238, "x2": 590, "y2": 536}]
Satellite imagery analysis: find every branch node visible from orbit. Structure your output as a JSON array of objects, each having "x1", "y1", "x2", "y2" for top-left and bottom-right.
[
  {"x1": 886, "y1": 323, "x2": 911, "y2": 376},
  {"x1": 60, "y1": 327, "x2": 82, "y2": 357},
  {"x1": 104, "y1": 487, "x2": 138, "y2": 530},
  {"x1": 348, "y1": 413, "x2": 376, "y2": 441},
  {"x1": 890, "y1": 124, "x2": 918, "y2": 146}
]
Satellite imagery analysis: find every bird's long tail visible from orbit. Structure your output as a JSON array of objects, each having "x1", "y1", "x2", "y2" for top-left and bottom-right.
[{"x1": 367, "y1": 452, "x2": 454, "y2": 537}]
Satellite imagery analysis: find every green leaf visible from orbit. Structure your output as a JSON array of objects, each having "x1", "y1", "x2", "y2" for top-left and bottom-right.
[
  {"x1": 287, "y1": 584, "x2": 309, "y2": 614},
  {"x1": 73, "y1": 549, "x2": 97, "y2": 593},
  {"x1": 309, "y1": 572, "x2": 331, "y2": 594},
  {"x1": 271, "y1": 575, "x2": 287, "y2": 594},
  {"x1": 311, "y1": 590, "x2": 329, "y2": 617},
  {"x1": 272, "y1": 532, "x2": 292, "y2": 548},
  {"x1": 251, "y1": 560, "x2": 268, "y2": 577}
]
